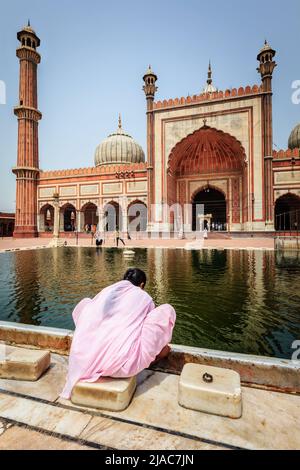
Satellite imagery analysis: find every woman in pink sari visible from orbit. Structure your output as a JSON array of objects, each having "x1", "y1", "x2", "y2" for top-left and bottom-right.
[{"x1": 61, "y1": 268, "x2": 176, "y2": 399}]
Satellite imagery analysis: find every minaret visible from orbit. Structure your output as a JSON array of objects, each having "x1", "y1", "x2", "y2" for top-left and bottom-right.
[
  {"x1": 13, "y1": 22, "x2": 42, "y2": 238},
  {"x1": 143, "y1": 66, "x2": 158, "y2": 227},
  {"x1": 257, "y1": 40, "x2": 277, "y2": 227}
]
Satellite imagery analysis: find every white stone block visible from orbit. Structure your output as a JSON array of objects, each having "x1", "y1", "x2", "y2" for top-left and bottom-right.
[
  {"x1": 71, "y1": 376, "x2": 136, "y2": 411},
  {"x1": 178, "y1": 363, "x2": 242, "y2": 419},
  {"x1": 0, "y1": 348, "x2": 51, "y2": 381}
]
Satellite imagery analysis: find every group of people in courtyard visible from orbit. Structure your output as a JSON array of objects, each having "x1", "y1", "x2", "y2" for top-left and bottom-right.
[{"x1": 94, "y1": 227, "x2": 130, "y2": 247}]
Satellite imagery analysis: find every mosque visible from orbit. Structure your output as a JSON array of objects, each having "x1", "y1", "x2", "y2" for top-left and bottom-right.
[{"x1": 12, "y1": 23, "x2": 300, "y2": 238}]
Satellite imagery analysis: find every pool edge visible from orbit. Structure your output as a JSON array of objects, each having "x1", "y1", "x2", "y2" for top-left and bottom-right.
[{"x1": 0, "y1": 320, "x2": 299, "y2": 394}]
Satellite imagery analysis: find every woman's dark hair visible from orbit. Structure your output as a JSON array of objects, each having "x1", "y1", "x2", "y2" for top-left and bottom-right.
[{"x1": 123, "y1": 268, "x2": 147, "y2": 287}]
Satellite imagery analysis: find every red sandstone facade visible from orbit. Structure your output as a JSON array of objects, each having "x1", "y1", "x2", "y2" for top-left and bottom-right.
[
  {"x1": 12, "y1": 26, "x2": 300, "y2": 237},
  {"x1": 143, "y1": 44, "x2": 300, "y2": 233}
]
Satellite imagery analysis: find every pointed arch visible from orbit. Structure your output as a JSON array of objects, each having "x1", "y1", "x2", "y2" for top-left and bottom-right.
[
  {"x1": 60, "y1": 203, "x2": 76, "y2": 232},
  {"x1": 275, "y1": 192, "x2": 300, "y2": 231},
  {"x1": 103, "y1": 200, "x2": 122, "y2": 231},
  {"x1": 80, "y1": 202, "x2": 98, "y2": 230},
  {"x1": 127, "y1": 199, "x2": 147, "y2": 232},
  {"x1": 167, "y1": 125, "x2": 246, "y2": 177},
  {"x1": 166, "y1": 125, "x2": 248, "y2": 226},
  {"x1": 39, "y1": 203, "x2": 54, "y2": 232}
]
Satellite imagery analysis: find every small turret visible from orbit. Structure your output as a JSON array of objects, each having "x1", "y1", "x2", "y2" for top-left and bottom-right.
[
  {"x1": 203, "y1": 61, "x2": 217, "y2": 93},
  {"x1": 143, "y1": 65, "x2": 158, "y2": 102},
  {"x1": 257, "y1": 40, "x2": 277, "y2": 92}
]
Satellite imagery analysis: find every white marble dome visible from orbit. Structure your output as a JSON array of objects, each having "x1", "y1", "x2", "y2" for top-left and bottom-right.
[
  {"x1": 288, "y1": 123, "x2": 300, "y2": 150},
  {"x1": 94, "y1": 116, "x2": 145, "y2": 166}
]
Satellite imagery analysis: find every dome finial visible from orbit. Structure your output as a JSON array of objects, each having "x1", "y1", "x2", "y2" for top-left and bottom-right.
[
  {"x1": 28, "y1": 19, "x2": 31, "y2": 27},
  {"x1": 203, "y1": 60, "x2": 216, "y2": 94},
  {"x1": 207, "y1": 60, "x2": 212, "y2": 85},
  {"x1": 118, "y1": 113, "x2": 122, "y2": 130}
]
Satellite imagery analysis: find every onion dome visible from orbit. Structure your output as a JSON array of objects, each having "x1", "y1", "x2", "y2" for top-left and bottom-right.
[
  {"x1": 94, "y1": 115, "x2": 145, "y2": 166},
  {"x1": 288, "y1": 123, "x2": 300, "y2": 150}
]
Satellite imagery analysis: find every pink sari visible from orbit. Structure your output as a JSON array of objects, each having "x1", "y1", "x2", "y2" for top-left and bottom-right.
[{"x1": 61, "y1": 280, "x2": 176, "y2": 399}]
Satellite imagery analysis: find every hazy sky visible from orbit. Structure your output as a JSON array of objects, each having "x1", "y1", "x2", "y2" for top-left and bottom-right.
[{"x1": 0, "y1": 0, "x2": 299, "y2": 211}]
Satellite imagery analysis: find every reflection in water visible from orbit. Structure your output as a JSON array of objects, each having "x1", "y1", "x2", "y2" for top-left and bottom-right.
[
  {"x1": 0, "y1": 247, "x2": 300, "y2": 359},
  {"x1": 11, "y1": 251, "x2": 43, "y2": 325}
]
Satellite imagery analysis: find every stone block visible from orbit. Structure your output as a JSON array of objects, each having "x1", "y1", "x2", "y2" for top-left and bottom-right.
[
  {"x1": 71, "y1": 376, "x2": 136, "y2": 411},
  {"x1": 0, "y1": 348, "x2": 51, "y2": 381},
  {"x1": 178, "y1": 363, "x2": 242, "y2": 418}
]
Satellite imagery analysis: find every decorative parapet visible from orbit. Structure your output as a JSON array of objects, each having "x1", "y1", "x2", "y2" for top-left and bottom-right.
[
  {"x1": 272, "y1": 148, "x2": 300, "y2": 159},
  {"x1": 12, "y1": 166, "x2": 39, "y2": 180},
  {"x1": 153, "y1": 84, "x2": 263, "y2": 110},
  {"x1": 16, "y1": 46, "x2": 41, "y2": 64},
  {"x1": 39, "y1": 162, "x2": 148, "y2": 179},
  {"x1": 0, "y1": 212, "x2": 15, "y2": 219}
]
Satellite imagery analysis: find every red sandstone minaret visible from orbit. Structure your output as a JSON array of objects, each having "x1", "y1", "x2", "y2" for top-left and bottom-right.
[
  {"x1": 143, "y1": 66, "x2": 158, "y2": 228},
  {"x1": 257, "y1": 40, "x2": 277, "y2": 228},
  {"x1": 13, "y1": 22, "x2": 42, "y2": 238}
]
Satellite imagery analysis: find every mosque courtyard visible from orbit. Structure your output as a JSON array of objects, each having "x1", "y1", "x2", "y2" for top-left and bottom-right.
[
  {"x1": 1, "y1": 0, "x2": 300, "y2": 454},
  {"x1": 0, "y1": 235, "x2": 275, "y2": 252}
]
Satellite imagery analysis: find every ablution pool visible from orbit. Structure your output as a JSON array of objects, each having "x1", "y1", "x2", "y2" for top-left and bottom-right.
[{"x1": 0, "y1": 247, "x2": 299, "y2": 359}]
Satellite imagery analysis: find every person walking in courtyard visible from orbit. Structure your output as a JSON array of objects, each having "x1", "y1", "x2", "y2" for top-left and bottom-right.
[
  {"x1": 94, "y1": 230, "x2": 103, "y2": 247},
  {"x1": 115, "y1": 226, "x2": 125, "y2": 247},
  {"x1": 61, "y1": 268, "x2": 176, "y2": 399}
]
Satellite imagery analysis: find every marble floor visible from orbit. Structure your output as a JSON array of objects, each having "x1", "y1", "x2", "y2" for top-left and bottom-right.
[
  {"x1": 0, "y1": 349, "x2": 299, "y2": 450},
  {"x1": 0, "y1": 236, "x2": 275, "y2": 252}
]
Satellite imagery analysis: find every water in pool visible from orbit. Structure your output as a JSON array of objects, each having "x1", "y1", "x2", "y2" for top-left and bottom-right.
[{"x1": 0, "y1": 247, "x2": 299, "y2": 359}]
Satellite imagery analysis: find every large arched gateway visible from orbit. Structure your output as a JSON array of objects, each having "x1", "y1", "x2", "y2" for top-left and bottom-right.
[
  {"x1": 167, "y1": 124, "x2": 247, "y2": 231},
  {"x1": 192, "y1": 187, "x2": 227, "y2": 231}
]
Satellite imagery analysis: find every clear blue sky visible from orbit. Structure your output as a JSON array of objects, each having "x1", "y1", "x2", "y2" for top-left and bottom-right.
[{"x1": 0, "y1": 0, "x2": 299, "y2": 211}]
